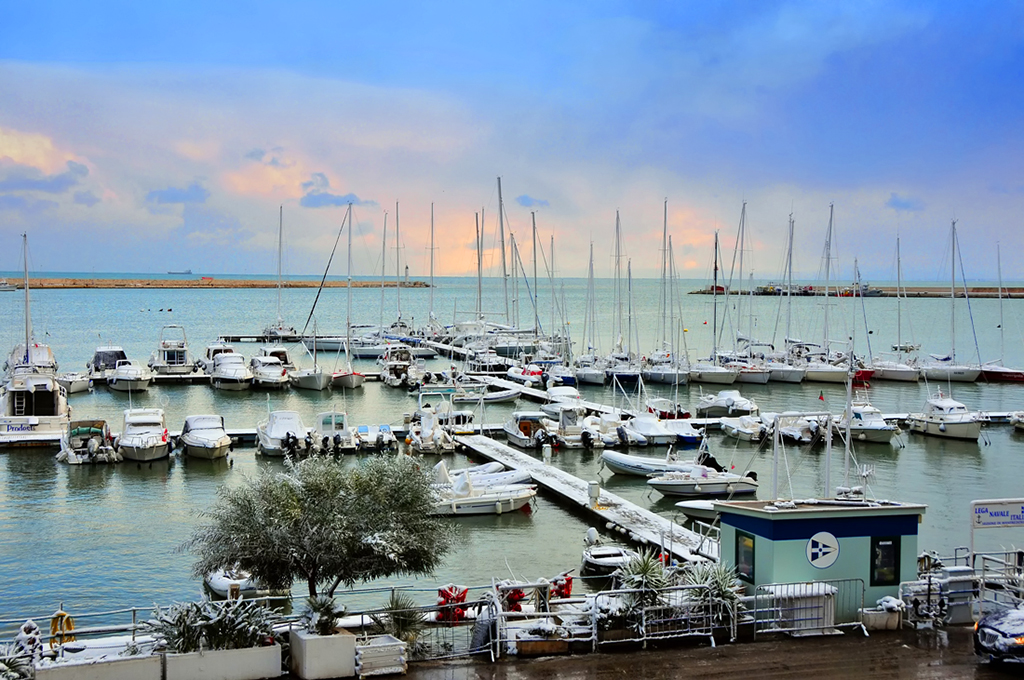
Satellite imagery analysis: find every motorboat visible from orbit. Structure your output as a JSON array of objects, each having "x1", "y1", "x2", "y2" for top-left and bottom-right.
[
  {"x1": 835, "y1": 400, "x2": 898, "y2": 444},
  {"x1": 4, "y1": 342, "x2": 59, "y2": 377},
  {"x1": 56, "y1": 420, "x2": 120, "y2": 464},
  {"x1": 763, "y1": 412, "x2": 822, "y2": 445},
  {"x1": 0, "y1": 370, "x2": 71, "y2": 446},
  {"x1": 204, "y1": 567, "x2": 287, "y2": 599},
  {"x1": 413, "y1": 391, "x2": 475, "y2": 433},
  {"x1": 256, "y1": 344, "x2": 295, "y2": 371},
  {"x1": 378, "y1": 345, "x2": 421, "y2": 388},
  {"x1": 582, "y1": 413, "x2": 642, "y2": 447},
  {"x1": 116, "y1": 408, "x2": 171, "y2": 462},
  {"x1": 450, "y1": 385, "x2": 521, "y2": 404},
  {"x1": 719, "y1": 415, "x2": 766, "y2": 442},
  {"x1": 645, "y1": 397, "x2": 689, "y2": 420},
  {"x1": 540, "y1": 405, "x2": 589, "y2": 448},
  {"x1": 662, "y1": 419, "x2": 705, "y2": 447},
  {"x1": 1011, "y1": 412, "x2": 1024, "y2": 432},
  {"x1": 86, "y1": 345, "x2": 128, "y2": 382},
  {"x1": 581, "y1": 528, "x2": 637, "y2": 577},
  {"x1": 465, "y1": 348, "x2": 508, "y2": 374},
  {"x1": 256, "y1": 410, "x2": 314, "y2": 456},
  {"x1": 433, "y1": 460, "x2": 531, "y2": 488},
  {"x1": 209, "y1": 352, "x2": 254, "y2": 390},
  {"x1": 430, "y1": 475, "x2": 537, "y2": 516},
  {"x1": 647, "y1": 467, "x2": 759, "y2": 498},
  {"x1": 506, "y1": 363, "x2": 547, "y2": 387},
  {"x1": 871, "y1": 356, "x2": 920, "y2": 382},
  {"x1": 106, "y1": 359, "x2": 153, "y2": 393},
  {"x1": 198, "y1": 342, "x2": 238, "y2": 374},
  {"x1": 541, "y1": 385, "x2": 582, "y2": 417},
  {"x1": 0, "y1": 278, "x2": 15, "y2": 292},
  {"x1": 599, "y1": 448, "x2": 695, "y2": 477},
  {"x1": 675, "y1": 500, "x2": 718, "y2": 522},
  {"x1": 694, "y1": 389, "x2": 757, "y2": 418},
  {"x1": 148, "y1": 325, "x2": 195, "y2": 375},
  {"x1": 621, "y1": 414, "x2": 677, "y2": 446},
  {"x1": 905, "y1": 392, "x2": 982, "y2": 441},
  {"x1": 502, "y1": 411, "x2": 553, "y2": 448},
  {"x1": 179, "y1": 414, "x2": 232, "y2": 459},
  {"x1": 355, "y1": 423, "x2": 398, "y2": 451},
  {"x1": 688, "y1": 362, "x2": 738, "y2": 385},
  {"x1": 56, "y1": 372, "x2": 91, "y2": 394},
  {"x1": 546, "y1": 363, "x2": 577, "y2": 387},
  {"x1": 250, "y1": 355, "x2": 290, "y2": 389},
  {"x1": 408, "y1": 403, "x2": 457, "y2": 453},
  {"x1": 313, "y1": 411, "x2": 358, "y2": 454}
]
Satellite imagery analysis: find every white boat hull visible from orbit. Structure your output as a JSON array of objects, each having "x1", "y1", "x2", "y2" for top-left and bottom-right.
[
  {"x1": 212, "y1": 376, "x2": 252, "y2": 390},
  {"x1": 842, "y1": 426, "x2": 896, "y2": 444},
  {"x1": 57, "y1": 374, "x2": 92, "y2": 394},
  {"x1": 921, "y1": 366, "x2": 980, "y2": 382},
  {"x1": 332, "y1": 372, "x2": 365, "y2": 389},
  {"x1": 119, "y1": 442, "x2": 170, "y2": 462},
  {"x1": 600, "y1": 450, "x2": 692, "y2": 477},
  {"x1": 0, "y1": 415, "x2": 70, "y2": 446},
  {"x1": 688, "y1": 369, "x2": 737, "y2": 385},
  {"x1": 107, "y1": 377, "x2": 152, "y2": 392},
  {"x1": 290, "y1": 371, "x2": 331, "y2": 391},
  {"x1": 647, "y1": 475, "x2": 758, "y2": 497},
  {"x1": 575, "y1": 368, "x2": 606, "y2": 385},
  {"x1": 768, "y1": 366, "x2": 804, "y2": 383},
  {"x1": 905, "y1": 416, "x2": 980, "y2": 440},
  {"x1": 432, "y1": 489, "x2": 536, "y2": 515},
  {"x1": 803, "y1": 368, "x2": 847, "y2": 383},
  {"x1": 735, "y1": 369, "x2": 771, "y2": 384},
  {"x1": 874, "y1": 367, "x2": 920, "y2": 381}
]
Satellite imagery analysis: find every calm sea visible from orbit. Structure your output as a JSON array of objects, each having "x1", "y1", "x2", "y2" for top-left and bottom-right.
[{"x1": 1, "y1": 275, "x2": 1023, "y2": 627}]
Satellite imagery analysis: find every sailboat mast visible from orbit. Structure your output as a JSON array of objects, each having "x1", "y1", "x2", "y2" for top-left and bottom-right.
[
  {"x1": 659, "y1": 199, "x2": 668, "y2": 346},
  {"x1": 786, "y1": 214, "x2": 794, "y2": 347},
  {"x1": 896, "y1": 234, "x2": 903, "y2": 357},
  {"x1": 276, "y1": 206, "x2": 283, "y2": 327},
  {"x1": 497, "y1": 177, "x2": 509, "y2": 323},
  {"x1": 614, "y1": 211, "x2": 622, "y2": 350},
  {"x1": 951, "y1": 219, "x2": 957, "y2": 363},
  {"x1": 550, "y1": 235, "x2": 555, "y2": 335},
  {"x1": 379, "y1": 212, "x2": 387, "y2": 333},
  {"x1": 429, "y1": 203, "x2": 435, "y2": 319},
  {"x1": 627, "y1": 259, "x2": 633, "y2": 355},
  {"x1": 823, "y1": 203, "x2": 833, "y2": 353},
  {"x1": 395, "y1": 201, "x2": 401, "y2": 319},
  {"x1": 737, "y1": 201, "x2": 746, "y2": 351},
  {"x1": 22, "y1": 233, "x2": 30, "y2": 360},
  {"x1": 532, "y1": 212, "x2": 539, "y2": 334},
  {"x1": 998, "y1": 243, "x2": 1004, "y2": 364},
  {"x1": 510, "y1": 233, "x2": 519, "y2": 327},
  {"x1": 712, "y1": 231, "x2": 719, "y2": 361},
  {"x1": 669, "y1": 236, "x2": 677, "y2": 386},
  {"x1": 346, "y1": 204, "x2": 354, "y2": 367},
  {"x1": 475, "y1": 212, "x2": 483, "y2": 318}
]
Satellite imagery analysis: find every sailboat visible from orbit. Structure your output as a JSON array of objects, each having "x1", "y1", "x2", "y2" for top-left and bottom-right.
[
  {"x1": 574, "y1": 242, "x2": 606, "y2": 385},
  {"x1": 290, "y1": 322, "x2": 330, "y2": 391},
  {"x1": 0, "y1": 234, "x2": 71, "y2": 446},
  {"x1": 765, "y1": 214, "x2": 805, "y2": 383},
  {"x1": 689, "y1": 232, "x2": 738, "y2": 384},
  {"x1": 721, "y1": 202, "x2": 770, "y2": 384},
  {"x1": 332, "y1": 204, "x2": 365, "y2": 390},
  {"x1": 798, "y1": 204, "x2": 849, "y2": 383},
  {"x1": 643, "y1": 201, "x2": 688, "y2": 385},
  {"x1": 919, "y1": 220, "x2": 981, "y2": 382},
  {"x1": 980, "y1": 244, "x2": 1024, "y2": 382},
  {"x1": 262, "y1": 206, "x2": 297, "y2": 339},
  {"x1": 871, "y1": 235, "x2": 920, "y2": 381}
]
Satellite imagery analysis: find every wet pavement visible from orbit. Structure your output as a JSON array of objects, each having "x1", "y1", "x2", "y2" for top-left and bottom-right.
[{"x1": 397, "y1": 626, "x2": 1017, "y2": 680}]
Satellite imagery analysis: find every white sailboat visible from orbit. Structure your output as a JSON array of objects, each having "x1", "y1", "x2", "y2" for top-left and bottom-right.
[
  {"x1": 690, "y1": 232, "x2": 738, "y2": 384},
  {"x1": 767, "y1": 214, "x2": 805, "y2": 383},
  {"x1": 332, "y1": 203, "x2": 365, "y2": 390},
  {"x1": 262, "y1": 206, "x2": 297, "y2": 339},
  {"x1": 920, "y1": 220, "x2": 981, "y2": 382},
  {"x1": 872, "y1": 235, "x2": 920, "y2": 381},
  {"x1": 800, "y1": 204, "x2": 848, "y2": 383},
  {"x1": 0, "y1": 234, "x2": 71, "y2": 446}
]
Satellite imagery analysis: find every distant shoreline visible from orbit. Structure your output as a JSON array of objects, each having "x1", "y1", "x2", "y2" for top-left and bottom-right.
[{"x1": 10, "y1": 278, "x2": 430, "y2": 290}]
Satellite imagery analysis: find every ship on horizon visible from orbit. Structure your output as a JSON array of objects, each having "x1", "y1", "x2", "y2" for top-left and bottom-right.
[{"x1": 167, "y1": 269, "x2": 193, "y2": 275}]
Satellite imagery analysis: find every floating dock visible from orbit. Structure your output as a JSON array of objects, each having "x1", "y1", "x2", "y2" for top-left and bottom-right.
[{"x1": 456, "y1": 434, "x2": 716, "y2": 563}]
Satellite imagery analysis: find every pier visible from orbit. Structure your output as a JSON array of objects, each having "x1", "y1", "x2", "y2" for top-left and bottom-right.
[{"x1": 456, "y1": 434, "x2": 716, "y2": 563}]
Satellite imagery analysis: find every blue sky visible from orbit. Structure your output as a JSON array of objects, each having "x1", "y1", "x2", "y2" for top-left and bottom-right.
[{"x1": 1, "y1": 1, "x2": 1022, "y2": 280}]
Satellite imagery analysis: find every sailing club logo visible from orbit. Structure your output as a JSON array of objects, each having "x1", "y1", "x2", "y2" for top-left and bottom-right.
[{"x1": 806, "y1": 531, "x2": 839, "y2": 569}]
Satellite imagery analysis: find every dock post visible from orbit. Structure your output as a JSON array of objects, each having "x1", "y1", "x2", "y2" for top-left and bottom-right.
[
  {"x1": 588, "y1": 480, "x2": 600, "y2": 509},
  {"x1": 542, "y1": 443, "x2": 552, "y2": 464}
]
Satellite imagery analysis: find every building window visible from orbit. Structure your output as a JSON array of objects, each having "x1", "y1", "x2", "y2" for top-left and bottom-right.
[
  {"x1": 736, "y1": 531, "x2": 755, "y2": 583},
  {"x1": 871, "y1": 536, "x2": 901, "y2": 587}
]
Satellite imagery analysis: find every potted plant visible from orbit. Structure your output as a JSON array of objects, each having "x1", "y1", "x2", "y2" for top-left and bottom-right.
[
  {"x1": 149, "y1": 599, "x2": 281, "y2": 680},
  {"x1": 679, "y1": 560, "x2": 748, "y2": 642},
  {"x1": 290, "y1": 595, "x2": 356, "y2": 680}
]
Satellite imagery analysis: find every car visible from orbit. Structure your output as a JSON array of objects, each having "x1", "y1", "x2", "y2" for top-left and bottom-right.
[{"x1": 974, "y1": 604, "x2": 1024, "y2": 663}]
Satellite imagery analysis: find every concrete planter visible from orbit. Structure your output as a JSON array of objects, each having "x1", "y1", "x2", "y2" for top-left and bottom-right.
[
  {"x1": 165, "y1": 643, "x2": 281, "y2": 680},
  {"x1": 515, "y1": 638, "x2": 570, "y2": 657},
  {"x1": 354, "y1": 635, "x2": 407, "y2": 677},
  {"x1": 860, "y1": 608, "x2": 901, "y2": 631},
  {"x1": 290, "y1": 628, "x2": 356, "y2": 679},
  {"x1": 35, "y1": 655, "x2": 162, "y2": 680}
]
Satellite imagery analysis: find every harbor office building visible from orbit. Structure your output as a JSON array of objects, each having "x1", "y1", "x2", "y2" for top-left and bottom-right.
[{"x1": 716, "y1": 499, "x2": 926, "y2": 621}]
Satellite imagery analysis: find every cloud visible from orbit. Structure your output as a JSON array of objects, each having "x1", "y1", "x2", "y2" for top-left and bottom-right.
[
  {"x1": 244, "y1": 148, "x2": 266, "y2": 161},
  {"x1": 73, "y1": 190, "x2": 100, "y2": 207},
  {"x1": 299, "y1": 172, "x2": 375, "y2": 208},
  {"x1": 885, "y1": 192, "x2": 925, "y2": 212},
  {"x1": 0, "y1": 160, "x2": 88, "y2": 193},
  {"x1": 516, "y1": 194, "x2": 549, "y2": 208},
  {"x1": 0, "y1": 195, "x2": 59, "y2": 213},
  {"x1": 146, "y1": 182, "x2": 210, "y2": 205}
]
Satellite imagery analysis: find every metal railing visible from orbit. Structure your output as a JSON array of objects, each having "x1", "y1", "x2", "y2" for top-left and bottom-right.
[{"x1": 752, "y1": 579, "x2": 865, "y2": 638}]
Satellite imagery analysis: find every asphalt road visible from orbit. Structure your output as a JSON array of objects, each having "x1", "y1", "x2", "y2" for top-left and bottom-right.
[{"x1": 401, "y1": 626, "x2": 1017, "y2": 680}]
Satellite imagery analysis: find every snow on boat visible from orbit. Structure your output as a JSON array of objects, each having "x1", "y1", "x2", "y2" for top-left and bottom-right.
[
  {"x1": 599, "y1": 448, "x2": 694, "y2": 477},
  {"x1": 694, "y1": 389, "x2": 757, "y2": 417},
  {"x1": 204, "y1": 567, "x2": 287, "y2": 599},
  {"x1": 56, "y1": 420, "x2": 121, "y2": 464},
  {"x1": 57, "y1": 371, "x2": 91, "y2": 394},
  {"x1": 116, "y1": 408, "x2": 170, "y2": 462},
  {"x1": 580, "y1": 527, "x2": 637, "y2": 576},
  {"x1": 431, "y1": 475, "x2": 536, "y2": 516},
  {"x1": 256, "y1": 410, "x2": 314, "y2": 456},
  {"x1": 180, "y1": 414, "x2": 232, "y2": 460},
  {"x1": 719, "y1": 415, "x2": 766, "y2": 442},
  {"x1": 621, "y1": 414, "x2": 677, "y2": 446},
  {"x1": 647, "y1": 466, "x2": 759, "y2": 498}
]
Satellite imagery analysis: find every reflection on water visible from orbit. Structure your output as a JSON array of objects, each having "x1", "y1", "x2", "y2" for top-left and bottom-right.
[{"x1": 3, "y1": 279, "x2": 1024, "y2": 623}]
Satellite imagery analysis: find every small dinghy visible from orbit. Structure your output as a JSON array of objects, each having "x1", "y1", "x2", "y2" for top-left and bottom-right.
[
  {"x1": 580, "y1": 528, "x2": 637, "y2": 576},
  {"x1": 204, "y1": 567, "x2": 287, "y2": 599},
  {"x1": 56, "y1": 420, "x2": 121, "y2": 464},
  {"x1": 719, "y1": 415, "x2": 766, "y2": 442},
  {"x1": 599, "y1": 448, "x2": 694, "y2": 477}
]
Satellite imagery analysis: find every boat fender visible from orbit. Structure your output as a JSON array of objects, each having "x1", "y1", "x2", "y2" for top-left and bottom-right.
[
  {"x1": 616, "y1": 425, "x2": 628, "y2": 445},
  {"x1": 939, "y1": 423, "x2": 946, "y2": 432},
  {"x1": 581, "y1": 429, "x2": 593, "y2": 448},
  {"x1": 494, "y1": 501, "x2": 503, "y2": 515},
  {"x1": 746, "y1": 471, "x2": 758, "y2": 481}
]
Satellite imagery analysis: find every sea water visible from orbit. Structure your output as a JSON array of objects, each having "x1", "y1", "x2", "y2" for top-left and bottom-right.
[{"x1": 1, "y1": 276, "x2": 1023, "y2": 627}]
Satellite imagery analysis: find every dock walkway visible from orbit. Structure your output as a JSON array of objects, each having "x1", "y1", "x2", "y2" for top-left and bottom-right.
[{"x1": 456, "y1": 434, "x2": 717, "y2": 563}]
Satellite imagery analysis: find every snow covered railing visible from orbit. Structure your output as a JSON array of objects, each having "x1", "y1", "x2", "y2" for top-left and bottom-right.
[{"x1": 752, "y1": 578, "x2": 865, "y2": 638}]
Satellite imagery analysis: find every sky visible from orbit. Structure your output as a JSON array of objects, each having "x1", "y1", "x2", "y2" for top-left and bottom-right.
[{"x1": 1, "y1": 1, "x2": 1022, "y2": 282}]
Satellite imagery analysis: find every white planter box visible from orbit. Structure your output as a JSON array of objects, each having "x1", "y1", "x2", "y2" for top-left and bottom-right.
[
  {"x1": 35, "y1": 655, "x2": 162, "y2": 680},
  {"x1": 290, "y1": 628, "x2": 356, "y2": 679},
  {"x1": 355, "y1": 635, "x2": 407, "y2": 678},
  {"x1": 166, "y1": 643, "x2": 281, "y2": 680},
  {"x1": 860, "y1": 608, "x2": 901, "y2": 631}
]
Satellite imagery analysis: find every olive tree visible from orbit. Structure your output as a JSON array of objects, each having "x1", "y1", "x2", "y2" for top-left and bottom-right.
[{"x1": 186, "y1": 455, "x2": 457, "y2": 598}]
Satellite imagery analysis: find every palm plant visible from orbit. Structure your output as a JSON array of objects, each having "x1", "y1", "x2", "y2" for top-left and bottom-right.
[
  {"x1": 0, "y1": 644, "x2": 30, "y2": 680},
  {"x1": 679, "y1": 560, "x2": 743, "y2": 626},
  {"x1": 301, "y1": 594, "x2": 347, "y2": 636},
  {"x1": 369, "y1": 591, "x2": 426, "y2": 647}
]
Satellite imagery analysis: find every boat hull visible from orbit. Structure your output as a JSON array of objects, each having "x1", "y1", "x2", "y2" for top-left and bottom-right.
[
  {"x1": 842, "y1": 426, "x2": 896, "y2": 444},
  {"x1": 981, "y1": 368, "x2": 1024, "y2": 383},
  {"x1": 212, "y1": 377, "x2": 252, "y2": 390},
  {"x1": 332, "y1": 372, "x2": 365, "y2": 389},
  {"x1": 599, "y1": 451, "x2": 692, "y2": 477},
  {"x1": 433, "y1": 491, "x2": 535, "y2": 515},
  {"x1": 688, "y1": 370, "x2": 737, "y2": 385},
  {"x1": 119, "y1": 442, "x2": 170, "y2": 462},
  {"x1": 735, "y1": 370, "x2": 771, "y2": 384},
  {"x1": 107, "y1": 377, "x2": 152, "y2": 392},
  {"x1": 803, "y1": 369, "x2": 847, "y2": 383},
  {"x1": 921, "y1": 367, "x2": 980, "y2": 382},
  {"x1": 905, "y1": 416, "x2": 980, "y2": 440},
  {"x1": 767, "y1": 366, "x2": 804, "y2": 383},
  {"x1": 647, "y1": 477, "x2": 758, "y2": 497},
  {"x1": 874, "y1": 367, "x2": 920, "y2": 381},
  {"x1": 290, "y1": 371, "x2": 331, "y2": 391}
]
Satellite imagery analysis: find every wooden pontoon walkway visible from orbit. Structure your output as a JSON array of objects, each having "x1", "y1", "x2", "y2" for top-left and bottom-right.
[{"x1": 456, "y1": 434, "x2": 717, "y2": 563}]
